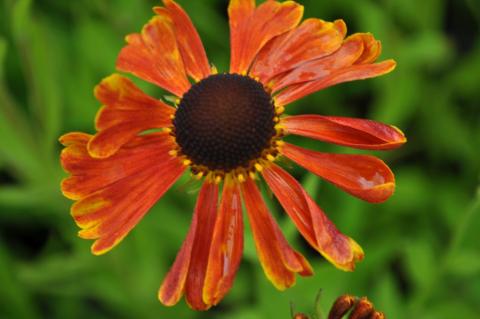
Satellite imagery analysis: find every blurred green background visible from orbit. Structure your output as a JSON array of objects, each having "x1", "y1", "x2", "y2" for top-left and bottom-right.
[{"x1": 1, "y1": 0, "x2": 479, "y2": 318}]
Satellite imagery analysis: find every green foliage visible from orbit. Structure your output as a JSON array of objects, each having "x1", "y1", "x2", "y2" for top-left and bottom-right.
[{"x1": 0, "y1": 0, "x2": 479, "y2": 318}]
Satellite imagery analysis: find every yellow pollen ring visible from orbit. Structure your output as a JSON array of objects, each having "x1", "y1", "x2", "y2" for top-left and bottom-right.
[
  {"x1": 254, "y1": 163, "x2": 263, "y2": 172},
  {"x1": 266, "y1": 154, "x2": 276, "y2": 162}
]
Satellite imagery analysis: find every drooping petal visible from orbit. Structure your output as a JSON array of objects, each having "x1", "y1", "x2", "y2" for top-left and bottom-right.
[
  {"x1": 203, "y1": 180, "x2": 243, "y2": 306},
  {"x1": 283, "y1": 115, "x2": 406, "y2": 150},
  {"x1": 271, "y1": 33, "x2": 395, "y2": 105},
  {"x1": 229, "y1": 0, "x2": 304, "y2": 74},
  {"x1": 155, "y1": 0, "x2": 211, "y2": 81},
  {"x1": 184, "y1": 182, "x2": 219, "y2": 310},
  {"x1": 281, "y1": 143, "x2": 395, "y2": 203},
  {"x1": 158, "y1": 181, "x2": 218, "y2": 308},
  {"x1": 87, "y1": 74, "x2": 175, "y2": 158},
  {"x1": 263, "y1": 164, "x2": 364, "y2": 271},
  {"x1": 241, "y1": 178, "x2": 313, "y2": 290},
  {"x1": 60, "y1": 132, "x2": 185, "y2": 255},
  {"x1": 116, "y1": 13, "x2": 190, "y2": 97},
  {"x1": 251, "y1": 19, "x2": 346, "y2": 84}
]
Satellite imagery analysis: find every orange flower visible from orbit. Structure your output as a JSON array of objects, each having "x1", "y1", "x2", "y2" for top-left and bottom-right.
[{"x1": 60, "y1": 0, "x2": 406, "y2": 310}]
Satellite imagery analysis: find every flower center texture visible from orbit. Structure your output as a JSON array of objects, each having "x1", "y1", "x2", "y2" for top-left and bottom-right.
[{"x1": 173, "y1": 74, "x2": 277, "y2": 173}]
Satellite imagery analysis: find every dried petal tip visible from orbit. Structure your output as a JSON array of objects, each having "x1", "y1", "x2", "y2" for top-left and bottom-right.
[{"x1": 328, "y1": 294, "x2": 356, "y2": 319}]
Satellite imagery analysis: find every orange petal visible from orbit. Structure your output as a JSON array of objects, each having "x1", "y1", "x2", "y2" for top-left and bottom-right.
[
  {"x1": 354, "y1": 33, "x2": 382, "y2": 65},
  {"x1": 270, "y1": 33, "x2": 395, "y2": 105},
  {"x1": 158, "y1": 181, "x2": 218, "y2": 308},
  {"x1": 251, "y1": 18, "x2": 346, "y2": 84},
  {"x1": 271, "y1": 33, "x2": 366, "y2": 92},
  {"x1": 156, "y1": 0, "x2": 211, "y2": 81},
  {"x1": 61, "y1": 133, "x2": 185, "y2": 255},
  {"x1": 283, "y1": 115, "x2": 406, "y2": 150},
  {"x1": 229, "y1": 0, "x2": 304, "y2": 74},
  {"x1": 59, "y1": 132, "x2": 91, "y2": 146},
  {"x1": 228, "y1": 0, "x2": 256, "y2": 75},
  {"x1": 184, "y1": 181, "x2": 219, "y2": 310},
  {"x1": 276, "y1": 59, "x2": 396, "y2": 105},
  {"x1": 87, "y1": 74, "x2": 175, "y2": 158},
  {"x1": 61, "y1": 132, "x2": 174, "y2": 200},
  {"x1": 203, "y1": 180, "x2": 243, "y2": 306},
  {"x1": 241, "y1": 178, "x2": 312, "y2": 290},
  {"x1": 263, "y1": 164, "x2": 364, "y2": 271},
  {"x1": 116, "y1": 14, "x2": 190, "y2": 97},
  {"x1": 281, "y1": 143, "x2": 395, "y2": 203}
]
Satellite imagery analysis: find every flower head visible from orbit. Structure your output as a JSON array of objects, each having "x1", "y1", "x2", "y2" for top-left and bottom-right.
[{"x1": 60, "y1": 0, "x2": 405, "y2": 310}]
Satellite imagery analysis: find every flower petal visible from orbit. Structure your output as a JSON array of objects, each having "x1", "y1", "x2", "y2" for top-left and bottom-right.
[
  {"x1": 203, "y1": 180, "x2": 243, "y2": 306},
  {"x1": 241, "y1": 178, "x2": 312, "y2": 290},
  {"x1": 251, "y1": 18, "x2": 346, "y2": 84},
  {"x1": 276, "y1": 59, "x2": 396, "y2": 105},
  {"x1": 61, "y1": 133, "x2": 185, "y2": 255},
  {"x1": 155, "y1": 0, "x2": 211, "y2": 81},
  {"x1": 270, "y1": 33, "x2": 365, "y2": 92},
  {"x1": 60, "y1": 132, "x2": 174, "y2": 200},
  {"x1": 228, "y1": 0, "x2": 256, "y2": 76},
  {"x1": 262, "y1": 164, "x2": 364, "y2": 271},
  {"x1": 116, "y1": 14, "x2": 190, "y2": 97},
  {"x1": 281, "y1": 143, "x2": 395, "y2": 203},
  {"x1": 229, "y1": 0, "x2": 304, "y2": 74},
  {"x1": 184, "y1": 181, "x2": 219, "y2": 310},
  {"x1": 87, "y1": 74, "x2": 175, "y2": 158},
  {"x1": 158, "y1": 181, "x2": 218, "y2": 308},
  {"x1": 270, "y1": 33, "x2": 395, "y2": 105},
  {"x1": 283, "y1": 115, "x2": 406, "y2": 150}
]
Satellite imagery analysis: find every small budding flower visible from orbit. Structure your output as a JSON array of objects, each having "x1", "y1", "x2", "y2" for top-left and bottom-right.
[
  {"x1": 292, "y1": 293, "x2": 386, "y2": 319},
  {"x1": 328, "y1": 295, "x2": 357, "y2": 319},
  {"x1": 328, "y1": 295, "x2": 385, "y2": 319},
  {"x1": 60, "y1": 0, "x2": 405, "y2": 310}
]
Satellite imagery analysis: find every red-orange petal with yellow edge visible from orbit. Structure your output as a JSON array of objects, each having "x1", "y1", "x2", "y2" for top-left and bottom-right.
[
  {"x1": 184, "y1": 182, "x2": 218, "y2": 310},
  {"x1": 251, "y1": 18, "x2": 346, "y2": 84},
  {"x1": 283, "y1": 115, "x2": 406, "y2": 150},
  {"x1": 229, "y1": 0, "x2": 304, "y2": 74},
  {"x1": 81, "y1": 159, "x2": 183, "y2": 255},
  {"x1": 276, "y1": 59, "x2": 396, "y2": 105},
  {"x1": 158, "y1": 181, "x2": 218, "y2": 308},
  {"x1": 62, "y1": 133, "x2": 185, "y2": 255},
  {"x1": 87, "y1": 74, "x2": 175, "y2": 158},
  {"x1": 241, "y1": 178, "x2": 313, "y2": 290},
  {"x1": 116, "y1": 14, "x2": 190, "y2": 97},
  {"x1": 203, "y1": 180, "x2": 243, "y2": 306},
  {"x1": 263, "y1": 164, "x2": 364, "y2": 271},
  {"x1": 354, "y1": 33, "x2": 382, "y2": 65},
  {"x1": 281, "y1": 143, "x2": 395, "y2": 203},
  {"x1": 270, "y1": 33, "x2": 366, "y2": 93},
  {"x1": 60, "y1": 132, "x2": 174, "y2": 201},
  {"x1": 155, "y1": 0, "x2": 211, "y2": 81}
]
